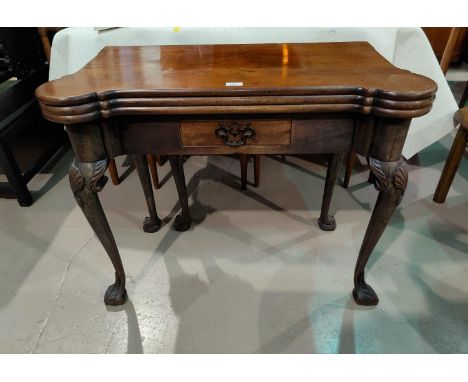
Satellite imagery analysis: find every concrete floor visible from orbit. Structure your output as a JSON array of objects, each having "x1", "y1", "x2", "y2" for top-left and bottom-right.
[{"x1": 0, "y1": 132, "x2": 467, "y2": 353}]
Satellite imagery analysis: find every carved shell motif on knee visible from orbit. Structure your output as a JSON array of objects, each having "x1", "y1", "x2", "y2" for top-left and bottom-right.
[
  {"x1": 368, "y1": 158, "x2": 408, "y2": 195},
  {"x1": 69, "y1": 160, "x2": 85, "y2": 193},
  {"x1": 69, "y1": 159, "x2": 108, "y2": 193}
]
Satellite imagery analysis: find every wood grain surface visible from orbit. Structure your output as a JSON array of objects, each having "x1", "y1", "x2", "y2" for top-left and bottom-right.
[{"x1": 36, "y1": 42, "x2": 437, "y2": 123}]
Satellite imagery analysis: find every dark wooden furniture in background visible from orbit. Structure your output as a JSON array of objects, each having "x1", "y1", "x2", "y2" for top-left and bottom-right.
[
  {"x1": 428, "y1": 29, "x2": 468, "y2": 204},
  {"x1": 37, "y1": 27, "x2": 64, "y2": 62},
  {"x1": 36, "y1": 43, "x2": 437, "y2": 307},
  {"x1": 460, "y1": 83, "x2": 468, "y2": 108},
  {"x1": 422, "y1": 27, "x2": 468, "y2": 63},
  {"x1": 0, "y1": 28, "x2": 67, "y2": 206},
  {"x1": 433, "y1": 107, "x2": 468, "y2": 203},
  {"x1": 436, "y1": 27, "x2": 468, "y2": 109},
  {"x1": 108, "y1": 151, "x2": 258, "y2": 190},
  {"x1": 107, "y1": 152, "x2": 164, "y2": 188},
  {"x1": 424, "y1": 27, "x2": 468, "y2": 108},
  {"x1": 438, "y1": 27, "x2": 464, "y2": 76},
  {"x1": 239, "y1": 154, "x2": 260, "y2": 189}
]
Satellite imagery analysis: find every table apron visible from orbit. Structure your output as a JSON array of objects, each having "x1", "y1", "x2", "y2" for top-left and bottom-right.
[
  {"x1": 66, "y1": 115, "x2": 411, "y2": 162},
  {"x1": 100, "y1": 116, "x2": 355, "y2": 158}
]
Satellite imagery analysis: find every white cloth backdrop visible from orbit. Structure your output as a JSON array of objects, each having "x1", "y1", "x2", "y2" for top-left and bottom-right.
[{"x1": 49, "y1": 27, "x2": 459, "y2": 159}]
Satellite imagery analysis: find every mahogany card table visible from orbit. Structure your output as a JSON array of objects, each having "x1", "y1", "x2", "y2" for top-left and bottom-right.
[{"x1": 35, "y1": 42, "x2": 437, "y2": 307}]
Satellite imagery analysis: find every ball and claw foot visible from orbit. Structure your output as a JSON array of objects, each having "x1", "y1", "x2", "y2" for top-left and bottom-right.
[
  {"x1": 352, "y1": 281, "x2": 379, "y2": 306},
  {"x1": 143, "y1": 216, "x2": 162, "y2": 233},
  {"x1": 318, "y1": 215, "x2": 337, "y2": 231},
  {"x1": 104, "y1": 282, "x2": 128, "y2": 306},
  {"x1": 173, "y1": 214, "x2": 191, "y2": 232}
]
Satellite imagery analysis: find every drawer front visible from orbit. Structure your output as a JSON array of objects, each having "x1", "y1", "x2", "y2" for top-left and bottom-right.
[{"x1": 180, "y1": 120, "x2": 292, "y2": 147}]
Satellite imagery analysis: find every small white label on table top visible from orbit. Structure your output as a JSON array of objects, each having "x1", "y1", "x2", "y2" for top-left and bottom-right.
[{"x1": 225, "y1": 82, "x2": 243, "y2": 87}]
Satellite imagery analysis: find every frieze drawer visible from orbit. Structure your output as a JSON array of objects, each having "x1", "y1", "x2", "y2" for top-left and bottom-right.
[{"x1": 180, "y1": 120, "x2": 292, "y2": 147}]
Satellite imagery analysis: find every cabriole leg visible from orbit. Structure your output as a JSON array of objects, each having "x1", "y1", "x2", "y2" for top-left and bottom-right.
[
  {"x1": 169, "y1": 155, "x2": 192, "y2": 231},
  {"x1": 318, "y1": 153, "x2": 345, "y2": 231},
  {"x1": 353, "y1": 157, "x2": 408, "y2": 306},
  {"x1": 69, "y1": 159, "x2": 127, "y2": 306},
  {"x1": 133, "y1": 154, "x2": 162, "y2": 233}
]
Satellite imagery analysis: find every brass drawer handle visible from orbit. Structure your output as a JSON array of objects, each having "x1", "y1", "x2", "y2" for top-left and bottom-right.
[{"x1": 215, "y1": 122, "x2": 256, "y2": 147}]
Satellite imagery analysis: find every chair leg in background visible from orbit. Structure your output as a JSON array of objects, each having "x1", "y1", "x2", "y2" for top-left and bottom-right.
[
  {"x1": 318, "y1": 153, "x2": 345, "y2": 231},
  {"x1": 434, "y1": 127, "x2": 468, "y2": 203},
  {"x1": 147, "y1": 154, "x2": 160, "y2": 189},
  {"x1": 343, "y1": 152, "x2": 356, "y2": 188},
  {"x1": 108, "y1": 159, "x2": 120, "y2": 185},
  {"x1": 253, "y1": 155, "x2": 261, "y2": 187},
  {"x1": 0, "y1": 141, "x2": 33, "y2": 206},
  {"x1": 239, "y1": 154, "x2": 248, "y2": 190}
]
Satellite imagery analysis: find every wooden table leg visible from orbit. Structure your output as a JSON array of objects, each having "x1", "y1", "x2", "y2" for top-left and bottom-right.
[
  {"x1": 169, "y1": 156, "x2": 192, "y2": 231},
  {"x1": 253, "y1": 155, "x2": 261, "y2": 187},
  {"x1": 147, "y1": 154, "x2": 160, "y2": 189},
  {"x1": 318, "y1": 153, "x2": 345, "y2": 231},
  {"x1": 343, "y1": 152, "x2": 356, "y2": 188},
  {"x1": 108, "y1": 158, "x2": 120, "y2": 185},
  {"x1": 133, "y1": 155, "x2": 162, "y2": 233},
  {"x1": 353, "y1": 157, "x2": 408, "y2": 306},
  {"x1": 239, "y1": 153, "x2": 248, "y2": 190},
  {"x1": 69, "y1": 159, "x2": 127, "y2": 306},
  {"x1": 433, "y1": 127, "x2": 468, "y2": 203}
]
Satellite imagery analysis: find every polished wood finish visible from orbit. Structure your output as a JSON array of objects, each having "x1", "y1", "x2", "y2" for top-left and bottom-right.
[
  {"x1": 36, "y1": 43, "x2": 437, "y2": 307},
  {"x1": 36, "y1": 43, "x2": 436, "y2": 124},
  {"x1": 434, "y1": 107, "x2": 468, "y2": 203}
]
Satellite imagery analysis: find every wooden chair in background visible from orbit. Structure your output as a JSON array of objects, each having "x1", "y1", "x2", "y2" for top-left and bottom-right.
[
  {"x1": 433, "y1": 107, "x2": 468, "y2": 203},
  {"x1": 108, "y1": 154, "x2": 166, "y2": 189},
  {"x1": 431, "y1": 27, "x2": 468, "y2": 203},
  {"x1": 37, "y1": 28, "x2": 63, "y2": 62},
  {"x1": 239, "y1": 154, "x2": 260, "y2": 190},
  {"x1": 109, "y1": 153, "x2": 260, "y2": 190}
]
